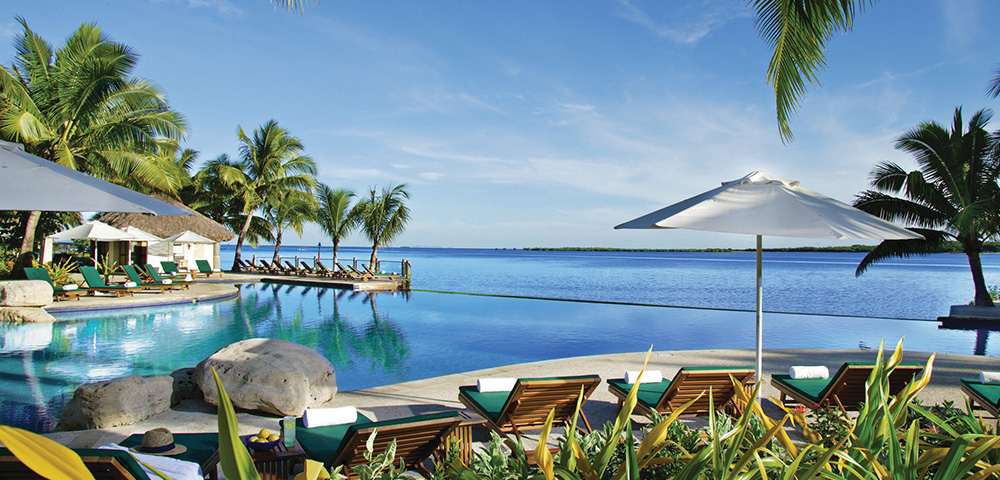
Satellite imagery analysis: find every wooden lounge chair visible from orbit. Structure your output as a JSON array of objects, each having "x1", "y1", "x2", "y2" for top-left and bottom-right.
[
  {"x1": 284, "y1": 261, "x2": 307, "y2": 276},
  {"x1": 607, "y1": 366, "x2": 756, "y2": 417},
  {"x1": 235, "y1": 259, "x2": 257, "y2": 272},
  {"x1": 458, "y1": 375, "x2": 601, "y2": 436},
  {"x1": 961, "y1": 378, "x2": 1000, "y2": 418},
  {"x1": 298, "y1": 261, "x2": 317, "y2": 276},
  {"x1": 144, "y1": 264, "x2": 195, "y2": 289},
  {"x1": 160, "y1": 261, "x2": 187, "y2": 277},
  {"x1": 771, "y1": 362, "x2": 924, "y2": 411},
  {"x1": 337, "y1": 263, "x2": 372, "y2": 280},
  {"x1": 296, "y1": 411, "x2": 462, "y2": 478},
  {"x1": 79, "y1": 266, "x2": 140, "y2": 297},
  {"x1": 362, "y1": 264, "x2": 400, "y2": 280},
  {"x1": 24, "y1": 267, "x2": 83, "y2": 301},
  {"x1": 122, "y1": 265, "x2": 179, "y2": 293},
  {"x1": 314, "y1": 261, "x2": 337, "y2": 277},
  {"x1": 195, "y1": 259, "x2": 215, "y2": 278},
  {"x1": 119, "y1": 432, "x2": 219, "y2": 480},
  {"x1": 1, "y1": 447, "x2": 152, "y2": 480}
]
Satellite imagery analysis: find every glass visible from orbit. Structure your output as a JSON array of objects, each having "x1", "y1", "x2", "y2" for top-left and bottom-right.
[{"x1": 281, "y1": 416, "x2": 296, "y2": 447}]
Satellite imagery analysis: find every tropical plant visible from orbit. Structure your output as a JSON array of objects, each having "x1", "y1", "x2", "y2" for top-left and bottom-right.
[
  {"x1": 92, "y1": 253, "x2": 120, "y2": 284},
  {"x1": 748, "y1": 0, "x2": 874, "y2": 142},
  {"x1": 191, "y1": 153, "x2": 274, "y2": 247},
  {"x1": 271, "y1": 0, "x2": 317, "y2": 13},
  {"x1": 352, "y1": 184, "x2": 410, "y2": 269},
  {"x1": 200, "y1": 120, "x2": 316, "y2": 271},
  {"x1": 853, "y1": 108, "x2": 1000, "y2": 306},
  {"x1": 315, "y1": 184, "x2": 358, "y2": 266},
  {"x1": 263, "y1": 189, "x2": 317, "y2": 263},
  {"x1": 33, "y1": 257, "x2": 77, "y2": 286},
  {"x1": 0, "y1": 18, "x2": 186, "y2": 273}
]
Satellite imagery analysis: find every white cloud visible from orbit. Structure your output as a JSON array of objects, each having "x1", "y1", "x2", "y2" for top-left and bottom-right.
[
  {"x1": 612, "y1": 0, "x2": 747, "y2": 44},
  {"x1": 0, "y1": 22, "x2": 19, "y2": 41},
  {"x1": 149, "y1": 0, "x2": 243, "y2": 17}
]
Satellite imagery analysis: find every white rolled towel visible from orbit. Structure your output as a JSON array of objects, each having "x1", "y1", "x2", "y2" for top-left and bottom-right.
[
  {"x1": 980, "y1": 372, "x2": 1000, "y2": 385},
  {"x1": 625, "y1": 370, "x2": 663, "y2": 384},
  {"x1": 185, "y1": 274, "x2": 193, "y2": 281},
  {"x1": 789, "y1": 366, "x2": 830, "y2": 380},
  {"x1": 123, "y1": 281, "x2": 138, "y2": 288},
  {"x1": 62, "y1": 284, "x2": 78, "y2": 291},
  {"x1": 477, "y1": 377, "x2": 517, "y2": 393},
  {"x1": 303, "y1": 406, "x2": 357, "y2": 428},
  {"x1": 162, "y1": 279, "x2": 173, "y2": 284}
]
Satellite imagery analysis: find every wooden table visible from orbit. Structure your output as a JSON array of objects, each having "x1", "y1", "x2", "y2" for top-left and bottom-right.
[
  {"x1": 245, "y1": 440, "x2": 307, "y2": 480},
  {"x1": 121, "y1": 433, "x2": 305, "y2": 480}
]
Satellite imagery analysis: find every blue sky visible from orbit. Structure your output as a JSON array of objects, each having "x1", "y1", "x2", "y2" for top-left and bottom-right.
[{"x1": 5, "y1": 1, "x2": 1000, "y2": 249}]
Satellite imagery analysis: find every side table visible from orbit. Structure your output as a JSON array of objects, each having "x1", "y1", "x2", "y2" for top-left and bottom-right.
[{"x1": 440, "y1": 410, "x2": 487, "y2": 465}]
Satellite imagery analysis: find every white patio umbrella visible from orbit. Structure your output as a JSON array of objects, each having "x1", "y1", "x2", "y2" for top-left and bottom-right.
[
  {"x1": 48, "y1": 221, "x2": 137, "y2": 267},
  {"x1": 0, "y1": 139, "x2": 190, "y2": 215},
  {"x1": 615, "y1": 171, "x2": 923, "y2": 389}
]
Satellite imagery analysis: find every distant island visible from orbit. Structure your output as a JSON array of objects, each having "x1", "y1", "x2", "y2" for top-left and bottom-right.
[{"x1": 524, "y1": 242, "x2": 1000, "y2": 254}]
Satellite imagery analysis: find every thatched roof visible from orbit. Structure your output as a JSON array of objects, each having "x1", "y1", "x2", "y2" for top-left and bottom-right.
[{"x1": 99, "y1": 196, "x2": 235, "y2": 242}]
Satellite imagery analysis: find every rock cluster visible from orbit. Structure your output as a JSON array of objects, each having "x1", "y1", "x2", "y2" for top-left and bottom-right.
[
  {"x1": 0, "y1": 280, "x2": 55, "y2": 322},
  {"x1": 58, "y1": 375, "x2": 175, "y2": 430}
]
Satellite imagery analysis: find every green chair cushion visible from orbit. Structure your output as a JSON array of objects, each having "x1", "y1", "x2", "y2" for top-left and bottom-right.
[
  {"x1": 296, "y1": 413, "x2": 373, "y2": 467},
  {"x1": 458, "y1": 386, "x2": 511, "y2": 422},
  {"x1": 607, "y1": 378, "x2": 670, "y2": 409},
  {"x1": 24, "y1": 267, "x2": 53, "y2": 286},
  {"x1": 771, "y1": 374, "x2": 830, "y2": 403},
  {"x1": 119, "y1": 432, "x2": 219, "y2": 468},
  {"x1": 962, "y1": 378, "x2": 1000, "y2": 407}
]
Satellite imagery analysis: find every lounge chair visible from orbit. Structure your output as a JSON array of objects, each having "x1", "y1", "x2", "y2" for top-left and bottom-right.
[
  {"x1": 314, "y1": 261, "x2": 340, "y2": 278},
  {"x1": 337, "y1": 263, "x2": 372, "y2": 281},
  {"x1": 235, "y1": 259, "x2": 257, "y2": 272},
  {"x1": 296, "y1": 411, "x2": 462, "y2": 477},
  {"x1": 771, "y1": 362, "x2": 924, "y2": 411},
  {"x1": 24, "y1": 266, "x2": 83, "y2": 301},
  {"x1": 284, "y1": 261, "x2": 307, "y2": 276},
  {"x1": 961, "y1": 378, "x2": 1000, "y2": 418},
  {"x1": 79, "y1": 266, "x2": 140, "y2": 297},
  {"x1": 122, "y1": 265, "x2": 179, "y2": 293},
  {"x1": 258, "y1": 260, "x2": 281, "y2": 274},
  {"x1": 362, "y1": 264, "x2": 400, "y2": 280},
  {"x1": 298, "y1": 261, "x2": 317, "y2": 276},
  {"x1": 0, "y1": 448, "x2": 152, "y2": 480},
  {"x1": 607, "y1": 366, "x2": 756, "y2": 417},
  {"x1": 119, "y1": 432, "x2": 219, "y2": 479},
  {"x1": 144, "y1": 264, "x2": 195, "y2": 289},
  {"x1": 195, "y1": 259, "x2": 215, "y2": 278},
  {"x1": 160, "y1": 261, "x2": 187, "y2": 277},
  {"x1": 458, "y1": 375, "x2": 601, "y2": 436}
]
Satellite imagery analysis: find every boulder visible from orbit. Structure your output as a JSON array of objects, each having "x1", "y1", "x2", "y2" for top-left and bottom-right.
[
  {"x1": 0, "y1": 307, "x2": 57, "y2": 323},
  {"x1": 171, "y1": 367, "x2": 202, "y2": 401},
  {"x1": 57, "y1": 375, "x2": 175, "y2": 431},
  {"x1": 195, "y1": 338, "x2": 337, "y2": 416},
  {"x1": 0, "y1": 280, "x2": 53, "y2": 307}
]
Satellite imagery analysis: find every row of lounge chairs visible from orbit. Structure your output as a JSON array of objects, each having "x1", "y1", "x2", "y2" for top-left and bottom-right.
[
  {"x1": 24, "y1": 262, "x2": 202, "y2": 300},
  {"x1": 236, "y1": 259, "x2": 401, "y2": 281},
  {"x1": 1, "y1": 363, "x2": 948, "y2": 479}
]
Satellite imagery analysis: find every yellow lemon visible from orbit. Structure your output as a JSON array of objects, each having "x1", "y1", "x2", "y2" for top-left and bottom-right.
[
  {"x1": 258, "y1": 428, "x2": 270, "y2": 438},
  {"x1": 249, "y1": 435, "x2": 260, "y2": 443},
  {"x1": 268, "y1": 433, "x2": 280, "y2": 442}
]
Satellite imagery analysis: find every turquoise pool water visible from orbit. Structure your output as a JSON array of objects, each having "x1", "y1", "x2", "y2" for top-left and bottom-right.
[{"x1": 0, "y1": 282, "x2": 989, "y2": 432}]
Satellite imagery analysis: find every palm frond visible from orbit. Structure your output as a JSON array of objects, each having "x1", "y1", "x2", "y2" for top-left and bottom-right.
[{"x1": 855, "y1": 229, "x2": 950, "y2": 276}]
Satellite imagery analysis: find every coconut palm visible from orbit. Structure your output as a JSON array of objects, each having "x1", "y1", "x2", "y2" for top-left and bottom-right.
[
  {"x1": 201, "y1": 120, "x2": 316, "y2": 271},
  {"x1": 853, "y1": 108, "x2": 1000, "y2": 306},
  {"x1": 271, "y1": 0, "x2": 317, "y2": 12},
  {"x1": 191, "y1": 154, "x2": 275, "y2": 250},
  {"x1": 749, "y1": 0, "x2": 873, "y2": 142},
  {"x1": 263, "y1": 189, "x2": 317, "y2": 263},
  {"x1": 314, "y1": 184, "x2": 358, "y2": 266},
  {"x1": 0, "y1": 18, "x2": 186, "y2": 271},
  {"x1": 352, "y1": 184, "x2": 410, "y2": 269}
]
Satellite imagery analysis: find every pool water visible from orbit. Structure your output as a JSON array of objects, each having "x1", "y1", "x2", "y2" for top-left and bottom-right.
[{"x1": 0, "y1": 283, "x2": 991, "y2": 432}]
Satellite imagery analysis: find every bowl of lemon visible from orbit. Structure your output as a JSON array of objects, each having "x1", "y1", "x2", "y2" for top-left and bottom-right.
[{"x1": 242, "y1": 428, "x2": 280, "y2": 452}]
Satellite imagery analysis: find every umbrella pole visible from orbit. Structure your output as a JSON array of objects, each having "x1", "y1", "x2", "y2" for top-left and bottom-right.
[{"x1": 755, "y1": 235, "x2": 763, "y2": 401}]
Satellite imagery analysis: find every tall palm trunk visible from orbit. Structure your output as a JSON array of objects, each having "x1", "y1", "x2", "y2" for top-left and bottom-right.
[
  {"x1": 967, "y1": 251, "x2": 994, "y2": 307},
  {"x1": 232, "y1": 213, "x2": 254, "y2": 272},
  {"x1": 272, "y1": 231, "x2": 283, "y2": 264},
  {"x1": 15, "y1": 210, "x2": 42, "y2": 277},
  {"x1": 369, "y1": 240, "x2": 379, "y2": 270},
  {"x1": 332, "y1": 238, "x2": 340, "y2": 266}
]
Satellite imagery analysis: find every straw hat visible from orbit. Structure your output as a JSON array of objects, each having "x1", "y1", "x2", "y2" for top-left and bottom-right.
[{"x1": 129, "y1": 428, "x2": 187, "y2": 456}]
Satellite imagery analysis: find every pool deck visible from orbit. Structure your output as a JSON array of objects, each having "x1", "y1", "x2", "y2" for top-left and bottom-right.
[{"x1": 28, "y1": 279, "x2": 999, "y2": 464}]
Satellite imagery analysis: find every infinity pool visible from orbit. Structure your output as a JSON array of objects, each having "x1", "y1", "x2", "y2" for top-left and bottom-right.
[{"x1": 0, "y1": 283, "x2": 991, "y2": 432}]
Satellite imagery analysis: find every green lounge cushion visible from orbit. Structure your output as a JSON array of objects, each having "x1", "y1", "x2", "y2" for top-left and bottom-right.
[
  {"x1": 144, "y1": 265, "x2": 195, "y2": 285},
  {"x1": 122, "y1": 265, "x2": 166, "y2": 287},
  {"x1": 607, "y1": 378, "x2": 670, "y2": 408},
  {"x1": 119, "y1": 432, "x2": 219, "y2": 468},
  {"x1": 296, "y1": 412, "x2": 373, "y2": 466},
  {"x1": 196, "y1": 260, "x2": 212, "y2": 272},
  {"x1": 460, "y1": 375, "x2": 600, "y2": 423},
  {"x1": 24, "y1": 267, "x2": 53, "y2": 286},
  {"x1": 80, "y1": 266, "x2": 136, "y2": 290},
  {"x1": 962, "y1": 378, "x2": 1000, "y2": 406},
  {"x1": 773, "y1": 362, "x2": 923, "y2": 404}
]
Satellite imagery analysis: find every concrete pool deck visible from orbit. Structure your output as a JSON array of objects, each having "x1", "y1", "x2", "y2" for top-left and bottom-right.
[{"x1": 42, "y1": 347, "x2": 996, "y2": 451}]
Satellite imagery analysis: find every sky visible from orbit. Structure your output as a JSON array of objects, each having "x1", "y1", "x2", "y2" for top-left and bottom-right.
[{"x1": 4, "y1": 0, "x2": 1000, "y2": 249}]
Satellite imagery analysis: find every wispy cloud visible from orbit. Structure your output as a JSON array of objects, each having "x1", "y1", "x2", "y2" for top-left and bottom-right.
[
  {"x1": 612, "y1": 0, "x2": 747, "y2": 44},
  {"x1": 150, "y1": 0, "x2": 243, "y2": 17},
  {"x1": 0, "y1": 22, "x2": 19, "y2": 41}
]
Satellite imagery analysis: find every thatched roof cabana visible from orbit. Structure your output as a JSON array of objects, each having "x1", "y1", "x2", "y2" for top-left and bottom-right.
[{"x1": 99, "y1": 196, "x2": 235, "y2": 242}]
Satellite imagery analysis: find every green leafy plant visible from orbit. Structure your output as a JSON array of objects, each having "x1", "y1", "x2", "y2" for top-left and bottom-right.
[
  {"x1": 33, "y1": 257, "x2": 78, "y2": 286},
  {"x1": 211, "y1": 367, "x2": 263, "y2": 480},
  {"x1": 92, "y1": 253, "x2": 121, "y2": 283}
]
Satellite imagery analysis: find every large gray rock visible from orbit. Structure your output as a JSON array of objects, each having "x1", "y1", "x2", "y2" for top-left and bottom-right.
[
  {"x1": 195, "y1": 338, "x2": 337, "y2": 416},
  {"x1": 0, "y1": 280, "x2": 53, "y2": 307},
  {"x1": 57, "y1": 375, "x2": 175, "y2": 431},
  {"x1": 0, "y1": 307, "x2": 57, "y2": 323}
]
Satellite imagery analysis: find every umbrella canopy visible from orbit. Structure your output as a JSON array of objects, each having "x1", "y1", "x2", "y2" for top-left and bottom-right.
[
  {"x1": 48, "y1": 221, "x2": 137, "y2": 241},
  {"x1": 164, "y1": 230, "x2": 214, "y2": 244},
  {"x1": 122, "y1": 226, "x2": 163, "y2": 242},
  {"x1": 615, "y1": 171, "x2": 922, "y2": 387},
  {"x1": 0, "y1": 140, "x2": 190, "y2": 216}
]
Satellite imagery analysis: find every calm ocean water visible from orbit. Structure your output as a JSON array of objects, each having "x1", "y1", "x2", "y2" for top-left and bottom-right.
[{"x1": 228, "y1": 245, "x2": 999, "y2": 320}]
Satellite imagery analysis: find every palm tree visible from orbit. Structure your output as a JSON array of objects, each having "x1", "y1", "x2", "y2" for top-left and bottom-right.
[
  {"x1": 315, "y1": 184, "x2": 357, "y2": 266},
  {"x1": 191, "y1": 154, "x2": 276, "y2": 249},
  {"x1": 264, "y1": 190, "x2": 317, "y2": 263},
  {"x1": 271, "y1": 0, "x2": 317, "y2": 12},
  {"x1": 201, "y1": 120, "x2": 316, "y2": 271},
  {"x1": 0, "y1": 18, "x2": 186, "y2": 271},
  {"x1": 853, "y1": 108, "x2": 1000, "y2": 306},
  {"x1": 749, "y1": 0, "x2": 873, "y2": 142},
  {"x1": 353, "y1": 184, "x2": 410, "y2": 269}
]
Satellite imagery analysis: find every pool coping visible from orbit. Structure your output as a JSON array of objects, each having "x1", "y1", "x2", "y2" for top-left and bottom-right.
[{"x1": 43, "y1": 287, "x2": 240, "y2": 314}]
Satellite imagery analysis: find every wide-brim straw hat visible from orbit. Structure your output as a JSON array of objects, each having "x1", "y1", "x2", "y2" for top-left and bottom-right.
[{"x1": 129, "y1": 428, "x2": 187, "y2": 456}]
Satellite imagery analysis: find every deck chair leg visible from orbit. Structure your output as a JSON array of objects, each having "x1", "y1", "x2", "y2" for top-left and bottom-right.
[{"x1": 579, "y1": 410, "x2": 593, "y2": 434}]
